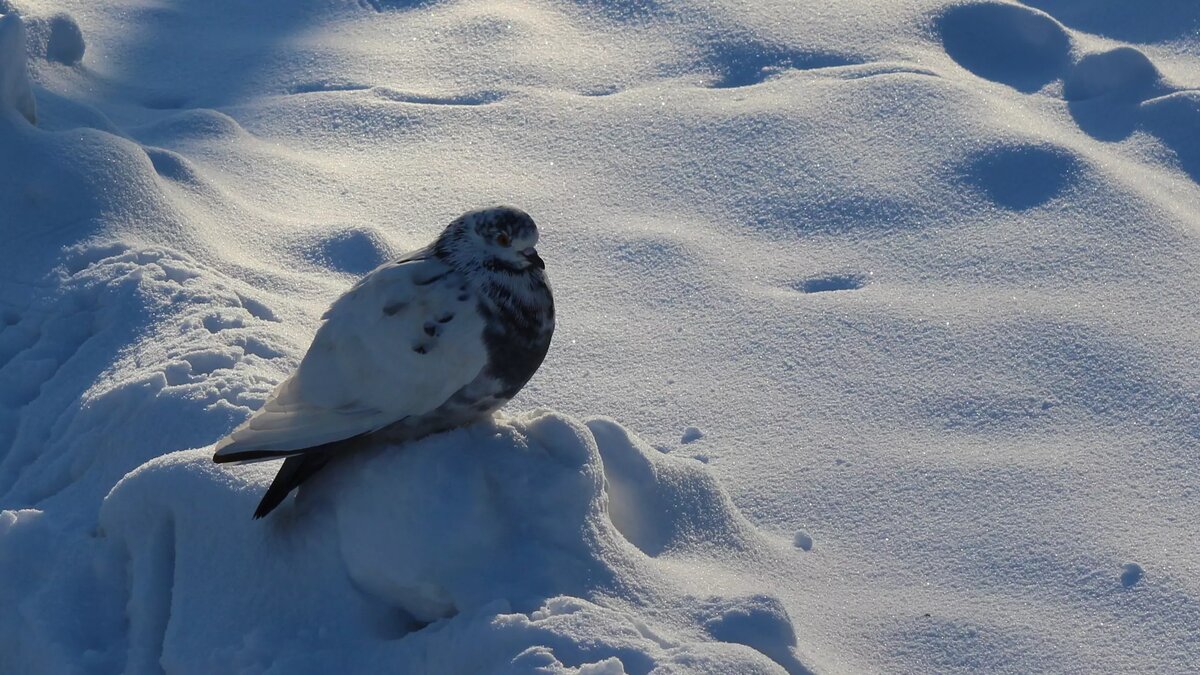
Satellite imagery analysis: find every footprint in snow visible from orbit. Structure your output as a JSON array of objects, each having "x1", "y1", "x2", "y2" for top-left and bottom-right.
[
  {"x1": 704, "y1": 41, "x2": 862, "y2": 89},
  {"x1": 794, "y1": 274, "x2": 866, "y2": 294},
  {"x1": 937, "y1": 2, "x2": 1071, "y2": 93},
  {"x1": 940, "y1": 2, "x2": 1200, "y2": 184},
  {"x1": 304, "y1": 228, "x2": 392, "y2": 277},
  {"x1": 792, "y1": 531, "x2": 813, "y2": 552},
  {"x1": 1120, "y1": 562, "x2": 1144, "y2": 588},
  {"x1": 959, "y1": 143, "x2": 1080, "y2": 211}
]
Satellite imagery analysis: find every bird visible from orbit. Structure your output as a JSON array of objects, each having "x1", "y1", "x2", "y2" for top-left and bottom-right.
[{"x1": 212, "y1": 206, "x2": 555, "y2": 518}]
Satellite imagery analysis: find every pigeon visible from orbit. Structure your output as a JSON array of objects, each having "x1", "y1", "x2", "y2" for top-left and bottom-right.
[{"x1": 213, "y1": 206, "x2": 555, "y2": 518}]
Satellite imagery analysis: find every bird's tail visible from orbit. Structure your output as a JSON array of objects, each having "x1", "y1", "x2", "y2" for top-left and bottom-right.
[{"x1": 254, "y1": 451, "x2": 334, "y2": 519}]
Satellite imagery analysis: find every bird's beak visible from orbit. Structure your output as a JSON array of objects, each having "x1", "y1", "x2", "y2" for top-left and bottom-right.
[{"x1": 522, "y1": 247, "x2": 545, "y2": 270}]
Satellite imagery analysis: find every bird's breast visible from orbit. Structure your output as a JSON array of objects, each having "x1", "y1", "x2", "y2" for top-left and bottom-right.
[{"x1": 475, "y1": 285, "x2": 554, "y2": 401}]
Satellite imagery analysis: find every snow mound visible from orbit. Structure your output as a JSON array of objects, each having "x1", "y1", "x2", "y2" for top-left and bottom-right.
[
  {"x1": 0, "y1": 13, "x2": 35, "y2": 124},
  {"x1": 0, "y1": 243, "x2": 288, "y2": 517},
  {"x1": 21, "y1": 11, "x2": 87, "y2": 66},
  {"x1": 98, "y1": 412, "x2": 807, "y2": 673},
  {"x1": 1140, "y1": 90, "x2": 1200, "y2": 180},
  {"x1": 1063, "y1": 47, "x2": 1161, "y2": 102}
]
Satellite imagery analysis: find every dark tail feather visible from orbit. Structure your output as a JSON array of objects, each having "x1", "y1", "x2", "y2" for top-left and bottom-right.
[{"x1": 254, "y1": 452, "x2": 333, "y2": 519}]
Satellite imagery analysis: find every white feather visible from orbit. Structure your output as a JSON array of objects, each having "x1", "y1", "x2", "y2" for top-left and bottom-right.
[{"x1": 213, "y1": 256, "x2": 489, "y2": 459}]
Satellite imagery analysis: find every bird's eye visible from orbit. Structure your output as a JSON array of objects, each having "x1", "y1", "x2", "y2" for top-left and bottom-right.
[{"x1": 496, "y1": 233, "x2": 511, "y2": 247}]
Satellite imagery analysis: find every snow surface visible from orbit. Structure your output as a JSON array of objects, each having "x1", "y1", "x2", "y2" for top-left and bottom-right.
[{"x1": 1, "y1": 0, "x2": 1199, "y2": 672}]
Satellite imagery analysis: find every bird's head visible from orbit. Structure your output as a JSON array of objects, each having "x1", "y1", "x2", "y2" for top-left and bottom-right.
[{"x1": 438, "y1": 206, "x2": 544, "y2": 274}]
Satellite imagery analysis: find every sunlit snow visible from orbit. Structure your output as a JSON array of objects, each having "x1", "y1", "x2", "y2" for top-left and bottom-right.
[{"x1": 2, "y1": 0, "x2": 1199, "y2": 672}]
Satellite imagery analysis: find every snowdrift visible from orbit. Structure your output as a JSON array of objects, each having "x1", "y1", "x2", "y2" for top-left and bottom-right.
[
  {"x1": 84, "y1": 413, "x2": 801, "y2": 673},
  {"x1": 0, "y1": 205, "x2": 806, "y2": 672},
  {"x1": 3, "y1": 0, "x2": 1200, "y2": 671}
]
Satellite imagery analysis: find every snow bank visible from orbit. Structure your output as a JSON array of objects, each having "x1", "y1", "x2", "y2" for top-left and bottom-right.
[{"x1": 96, "y1": 412, "x2": 803, "y2": 673}]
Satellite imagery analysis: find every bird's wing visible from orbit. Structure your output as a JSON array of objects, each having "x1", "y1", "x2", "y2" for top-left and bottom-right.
[{"x1": 213, "y1": 256, "x2": 489, "y2": 461}]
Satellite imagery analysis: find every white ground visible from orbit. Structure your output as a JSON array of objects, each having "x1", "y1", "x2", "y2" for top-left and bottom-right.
[{"x1": 1, "y1": 0, "x2": 1199, "y2": 673}]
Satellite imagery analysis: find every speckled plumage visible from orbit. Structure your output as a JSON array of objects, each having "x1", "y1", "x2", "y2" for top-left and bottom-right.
[{"x1": 213, "y1": 206, "x2": 554, "y2": 518}]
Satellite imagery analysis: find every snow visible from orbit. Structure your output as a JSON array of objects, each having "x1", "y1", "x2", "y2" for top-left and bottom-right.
[
  {"x1": 0, "y1": 12, "x2": 36, "y2": 124},
  {"x1": 1, "y1": 0, "x2": 1198, "y2": 672},
  {"x1": 97, "y1": 413, "x2": 795, "y2": 673}
]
